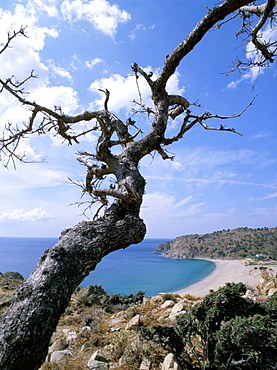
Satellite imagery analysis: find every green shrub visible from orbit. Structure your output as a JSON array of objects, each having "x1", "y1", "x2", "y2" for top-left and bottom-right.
[
  {"x1": 141, "y1": 283, "x2": 277, "y2": 369},
  {"x1": 214, "y1": 315, "x2": 277, "y2": 368}
]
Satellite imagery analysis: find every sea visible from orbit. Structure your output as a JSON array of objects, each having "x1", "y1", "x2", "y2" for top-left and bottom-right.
[{"x1": 0, "y1": 237, "x2": 215, "y2": 296}]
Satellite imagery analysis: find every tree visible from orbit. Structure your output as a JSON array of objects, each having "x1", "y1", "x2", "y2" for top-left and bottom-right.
[{"x1": 0, "y1": 1, "x2": 276, "y2": 369}]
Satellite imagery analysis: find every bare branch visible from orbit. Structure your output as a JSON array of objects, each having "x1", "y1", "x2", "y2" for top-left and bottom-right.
[
  {"x1": 156, "y1": 146, "x2": 175, "y2": 160},
  {"x1": 195, "y1": 99, "x2": 256, "y2": 136},
  {"x1": 250, "y1": 0, "x2": 276, "y2": 63},
  {"x1": 0, "y1": 27, "x2": 27, "y2": 56},
  {"x1": 155, "y1": 0, "x2": 254, "y2": 90},
  {"x1": 240, "y1": 3, "x2": 268, "y2": 16},
  {"x1": 131, "y1": 63, "x2": 154, "y2": 88},
  {"x1": 98, "y1": 88, "x2": 110, "y2": 111}
]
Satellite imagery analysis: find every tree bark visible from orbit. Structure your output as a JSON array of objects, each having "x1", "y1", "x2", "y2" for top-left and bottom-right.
[{"x1": 0, "y1": 202, "x2": 146, "y2": 370}]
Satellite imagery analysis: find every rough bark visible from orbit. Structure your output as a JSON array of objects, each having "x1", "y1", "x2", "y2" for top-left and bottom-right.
[
  {"x1": 0, "y1": 203, "x2": 146, "y2": 370},
  {"x1": 0, "y1": 1, "x2": 276, "y2": 369}
]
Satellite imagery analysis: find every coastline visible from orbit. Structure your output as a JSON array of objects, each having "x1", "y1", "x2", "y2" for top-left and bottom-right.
[{"x1": 174, "y1": 259, "x2": 277, "y2": 298}]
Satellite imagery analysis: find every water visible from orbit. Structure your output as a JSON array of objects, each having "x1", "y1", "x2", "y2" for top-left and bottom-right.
[{"x1": 0, "y1": 237, "x2": 215, "y2": 296}]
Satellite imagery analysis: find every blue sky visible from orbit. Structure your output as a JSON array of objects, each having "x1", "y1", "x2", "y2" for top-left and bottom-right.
[{"x1": 0, "y1": 0, "x2": 276, "y2": 238}]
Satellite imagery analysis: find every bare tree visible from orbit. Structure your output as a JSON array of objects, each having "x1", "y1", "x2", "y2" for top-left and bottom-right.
[{"x1": 0, "y1": 1, "x2": 276, "y2": 369}]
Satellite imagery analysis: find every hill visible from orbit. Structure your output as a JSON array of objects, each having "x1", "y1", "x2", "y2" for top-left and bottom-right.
[{"x1": 154, "y1": 227, "x2": 277, "y2": 260}]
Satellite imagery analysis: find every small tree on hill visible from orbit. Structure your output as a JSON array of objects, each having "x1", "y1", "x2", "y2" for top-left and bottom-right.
[{"x1": 0, "y1": 1, "x2": 277, "y2": 369}]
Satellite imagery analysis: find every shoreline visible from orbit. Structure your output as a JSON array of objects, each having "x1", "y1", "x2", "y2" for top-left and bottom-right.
[{"x1": 174, "y1": 259, "x2": 277, "y2": 298}]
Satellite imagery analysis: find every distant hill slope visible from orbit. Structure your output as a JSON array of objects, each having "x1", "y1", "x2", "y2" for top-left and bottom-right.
[{"x1": 154, "y1": 227, "x2": 277, "y2": 260}]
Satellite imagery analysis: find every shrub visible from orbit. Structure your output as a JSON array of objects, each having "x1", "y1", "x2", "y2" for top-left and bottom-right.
[
  {"x1": 214, "y1": 315, "x2": 277, "y2": 368},
  {"x1": 141, "y1": 283, "x2": 277, "y2": 369}
]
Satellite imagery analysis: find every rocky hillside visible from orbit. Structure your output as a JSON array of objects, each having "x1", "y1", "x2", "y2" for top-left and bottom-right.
[
  {"x1": 155, "y1": 227, "x2": 277, "y2": 260},
  {"x1": 1, "y1": 270, "x2": 277, "y2": 369}
]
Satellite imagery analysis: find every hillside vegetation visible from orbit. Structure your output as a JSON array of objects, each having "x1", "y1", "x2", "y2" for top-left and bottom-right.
[
  {"x1": 154, "y1": 227, "x2": 277, "y2": 260},
  {"x1": 1, "y1": 274, "x2": 277, "y2": 369}
]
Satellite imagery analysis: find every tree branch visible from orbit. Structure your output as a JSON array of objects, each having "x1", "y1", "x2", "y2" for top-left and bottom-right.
[{"x1": 155, "y1": 0, "x2": 254, "y2": 90}]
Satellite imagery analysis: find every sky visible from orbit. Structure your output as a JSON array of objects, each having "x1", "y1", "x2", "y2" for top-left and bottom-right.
[{"x1": 0, "y1": 0, "x2": 276, "y2": 238}]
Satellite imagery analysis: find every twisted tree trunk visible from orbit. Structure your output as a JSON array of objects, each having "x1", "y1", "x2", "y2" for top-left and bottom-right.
[{"x1": 0, "y1": 202, "x2": 146, "y2": 370}]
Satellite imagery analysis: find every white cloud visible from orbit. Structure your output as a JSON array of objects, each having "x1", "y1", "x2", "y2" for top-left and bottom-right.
[
  {"x1": 0, "y1": 207, "x2": 54, "y2": 222},
  {"x1": 30, "y1": 85, "x2": 79, "y2": 112},
  {"x1": 31, "y1": 0, "x2": 59, "y2": 17},
  {"x1": 128, "y1": 23, "x2": 155, "y2": 40},
  {"x1": 0, "y1": 4, "x2": 58, "y2": 85},
  {"x1": 254, "y1": 192, "x2": 277, "y2": 201},
  {"x1": 250, "y1": 205, "x2": 277, "y2": 217},
  {"x1": 0, "y1": 161, "x2": 71, "y2": 190},
  {"x1": 140, "y1": 192, "x2": 208, "y2": 237},
  {"x1": 47, "y1": 59, "x2": 73, "y2": 81},
  {"x1": 86, "y1": 57, "x2": 104, "y2": 69},
  {"x1": 60, "y1": 0, "x2": 131, "y2": 37},
  {"x1": 141, "y1": 193, "x2": 206, "y2": 220},
  {"x1": 89, "y1": 68, "x2": 185, "y2": 113}
]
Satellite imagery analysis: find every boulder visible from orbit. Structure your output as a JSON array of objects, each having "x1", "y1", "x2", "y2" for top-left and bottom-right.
[
  {"x1": 87, "y1": 353, "x2": 108, "y2": 370},
  {"x1": 87, "y1": 360, "x2": 108, "y2": 370},
  {"x1": 268, "y1": 288, "x2": 277, "y2": 296},
  {"x1": 139, "y1": 358, "x2": 151, "y2": 369},
  {"x1": 48, "y1": 338, "x2": 67, "y2": 354},
  {"x1": 161, "y1": 353, "x2": 181, "y2": 370},
  {"x1": 62, "y1": 329, "x2": 77, "y2": 344},
  {"x1": 89, "y1": 350, "x2": 108, "y2": 363},
  {"x1": 50, "y1": 349, "x2": 72, "y2": 363},
  {"x1": 161, "y1": 300, "x2": 175, "y2": 309},
  {"x1": 125, "y1": 314, "x2": 141, "y2": 330},
  {"x1": 171, "y1": 301, "x2": 187, "y2": 315}
]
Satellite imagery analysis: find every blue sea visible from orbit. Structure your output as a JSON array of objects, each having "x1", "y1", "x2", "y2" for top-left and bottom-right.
[{"x1": 0, "y1": 237, "x2": 215, "y2": 296}]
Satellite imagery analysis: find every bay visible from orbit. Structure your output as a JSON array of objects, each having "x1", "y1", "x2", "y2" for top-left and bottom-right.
[{"x1": 0, "y1": 237, "x2": 215, "y2": 296}]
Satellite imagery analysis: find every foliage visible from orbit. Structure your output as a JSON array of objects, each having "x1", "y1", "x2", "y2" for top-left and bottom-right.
[
  {"x1": 141, "y1": 283, "x2": 277, "y2": 369},
  {"x1": 214, "y1": 315, "x2": 277, "y2": 369},
  {"x1": 75, "y1": 285, "x2": 145, "y2": 313}
]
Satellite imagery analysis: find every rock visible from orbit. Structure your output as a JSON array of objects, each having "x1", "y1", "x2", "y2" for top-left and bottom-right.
[
  {"x1": 150, "y1": 295, "x2": 164, "y2": 304},
  {"x1": 125, "y1": 306, "x2": 138, "y2": 320},
  {"x1": 74, "y1": 284, "x2": 107, "y2": 306},
  {"x1": 2, "y1": 271, "x2": 24, "y2": 280},
  {"x1": 78, "y1": 325, "x2": 92, "y2": 338},
  {"x1": 90, "y1": 350, "x2": 108, "y2": 363},
  {"x1": 264, "y1": 281, "x2": 276, "y2": 292},
  {"x1": 161, "y1": 300, "x2": 175, "y2": 309},
  {"x1": 88, "y1": 360, "x2": 108, "y2": 369},
  {"x1": 50, "y1": 349, "x2": 72, "y2": 363},
  {"x1": 62, "y1": 329, "x2": 77, "y2": 344},
  {"x1": 139, "y1": 358, "x2": 151, "y2": 369},
  {"x1": 171, "y1": 301, "x2": 187, "y2": 314},
  {"x1": 48, "y1": 338, "x2": 67, "y2": 354},
  {"x1": 268, "y1": 288, "x2": 277, "y2": 296},
  {"x1": 161, "y1": 353, "x2": 181, "y2": 370},
  {"x1": 125, "y1": 314, "x2": 141, "y2": 330},
  {"x1": 109, "y1": 317, "x2": 124, "y2": 332},
  {"x1": 87, "y1": 359, "x2": 108, "y2": 370}
]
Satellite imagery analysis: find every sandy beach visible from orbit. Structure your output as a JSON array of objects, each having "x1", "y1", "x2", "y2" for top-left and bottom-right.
[{"x1": 175, "y1": 259, "x2": 277, "y2": 298}]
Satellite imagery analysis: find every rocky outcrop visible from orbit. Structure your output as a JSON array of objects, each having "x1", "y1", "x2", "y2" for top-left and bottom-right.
[
  {"x1": 39, "y1": 291, "x2": 199, "y2": 369},
  {"x1": 155, "y1": 227, "x2": 277, "y2": 260},
  {"x1": 0, "y1": 272, "x2": 24, "y2": 281},
  {"x1": 2, "y1": 273, "x2": 276, "y2": 369}
]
